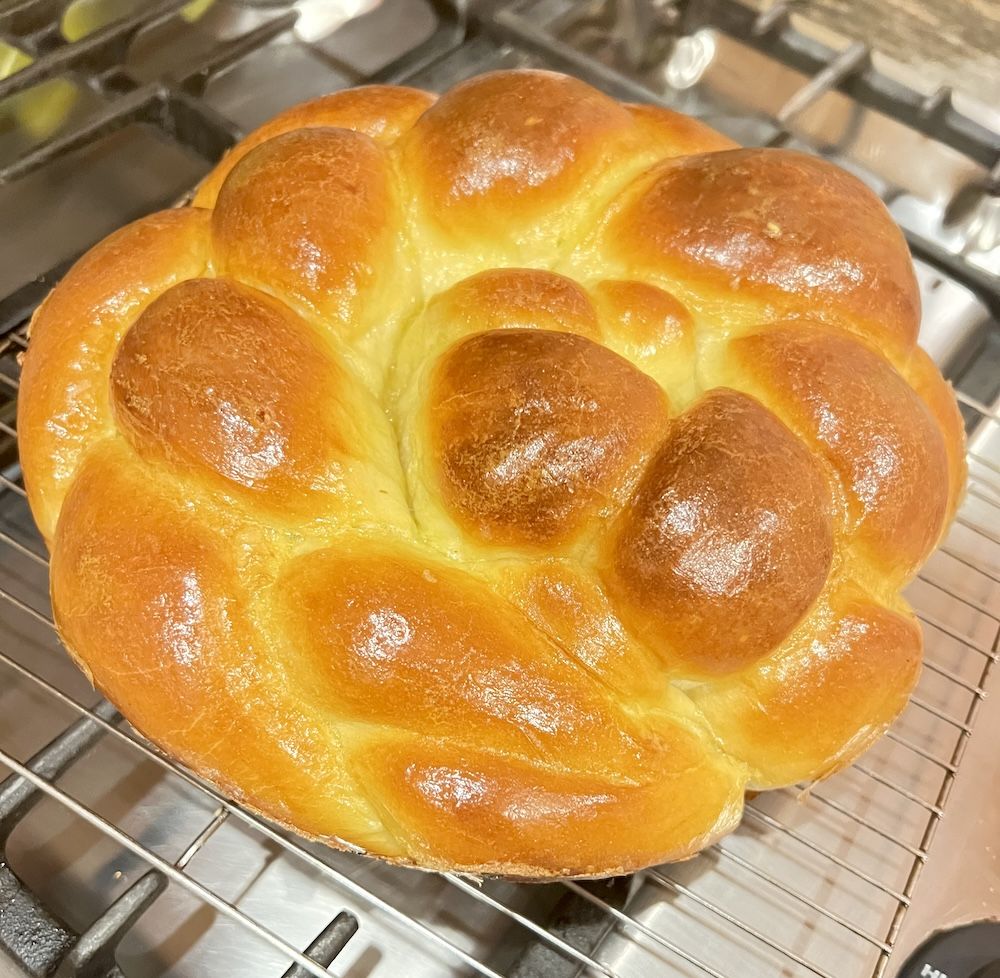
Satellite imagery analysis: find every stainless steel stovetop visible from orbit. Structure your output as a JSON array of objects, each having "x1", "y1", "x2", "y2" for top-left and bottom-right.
[{"x1": 0, "y1": 2, "x2": 998, "y2": 977}]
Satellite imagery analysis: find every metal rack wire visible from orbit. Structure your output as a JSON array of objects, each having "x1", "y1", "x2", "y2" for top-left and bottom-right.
[{"x1": 0, "y1": 0, "x2": 998, "y2": 976}]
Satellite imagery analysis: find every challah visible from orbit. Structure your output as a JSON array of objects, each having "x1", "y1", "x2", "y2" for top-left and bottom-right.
[{"x1": 18, "y1": 70, "x2": 966, "y2": 878}]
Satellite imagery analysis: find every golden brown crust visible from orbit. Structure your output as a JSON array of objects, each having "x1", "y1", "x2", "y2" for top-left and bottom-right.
[
  {"x1": 279, "y1": 546, "x2": 643, "y2": 762},
  {"x1": 110, "y1": 277, "x2": 405, "y2": 522},
  {"x1": 603, "y1": 390, "x2": 835, "y2": 677},
  {"x1": 51, "y1": 442, "x2": 393, "y2": 851},
  {"x1": 591, "y1": 279, "x2": 692, "y2": 357},
  {"x1": 729, "y1": 324, "x2": 951, "y2": 585},
  {"x1": 211, "y1": 127, "x2": 411, "y2": 343},
  {"x1": 427, "y1": 329, "x2": 669, "y2": 547},
  {"x1": 495, "y1": 559, "x2": 666, "y2": 701},
  {"x1": 602, "y1": 148, "x2": 921, "y2": 351},
  {"x1": 691, "y1": 583, "x2": 922, "y2": 787},
  {"x1": 906, "y1": 347, "x2": 968, "y2": 523},
  {"x1": 626, "y1": 103, "x2": 740, "y2": 157},
  {"x1": 193, "y1": 85, "x2": 436, "y2": 208},
  {"x1": 399, "y1": 70, "x2": 636, "y2": 238},
  {"x1": 18, "y1": 208, "x2": 211, "y2": 543},
  {"x1": 428, "y1": 267, "x2": 602, "y2": 339},
  {"x1": 355, "y1": 728, "x2": 744, "y2": 876},
  {"x1": 18, "y1": 70, "x2": 964, "y2": 879}
]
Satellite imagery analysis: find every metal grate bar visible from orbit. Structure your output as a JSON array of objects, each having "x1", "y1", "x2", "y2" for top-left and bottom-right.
[
  {"x1": 0, "y1": 76, "x2": 144, "y2": 184},
  {"x1": 0, "y1": 527, "x2": 47, "y2": 566},
  {"x1": 774, "y1": 39, "x2": 869, "y2": 126},
  {"x1": 934, "y1": 545, "x2": 1000, "y2": 587},
  {"x1": 562, "y1": 879, "x2": 730, "y2": 978},
  {"x1": 789, "y1": 789, "x2": 928, "y2": 858},
  {"x1": 906, "y1": 695, "x2": 972, "y2": 731},
  {"x1": 970, "y1": 472, "x2": 1000, "y2": 500},
  {"x1": 0, "y1": 746, "x2": 344, "y2": 978},
  {"x1": 174, "y1": 806, "x2": 229, "y2": 870},
  {"x1": 919, "y1": 611, "x2": 999, "y2": 661},
  {"x1": 0, "y1": 580, "x2": 54, "y2": 626},
  {"x1": 919, "y1": 573, "x2": 1000, "y2": 624},
  {"x1": 444, "y1": 873, "x2": 618, "y2": 978},
  {"x1": 955, "y1": 515, "x2": 1000, "y2": 548},
  {"x1": 967, "y1": 484, "x2": 1000, "y2": 514},
  {"x1": 487, "y1": 4, "x2": 682, "y2": 105},
  {"x1": 0, "y1": 635, "x2": 509, "y2": 978},
  {"x1": 0, "y1": 81, "x2": 236, "y2": 185},
  {"x1": 709, "y1": 844, "x2": 890, "y2": 950},
  {"x1": 0, "y1": 475, "x2": 27, "y2": 498},
  {"x1": 0, "y1": 419, "x2": 17, "y2": 439},
  {"x1": 883, "y1": 729, "x2": 957, "y2": 772},
  {"x1": 60, "y1": 869, "x2": 168, "y2": 978},
  {"x1": 751, "y1": 0, "x2": 791, "y2": 35},
  {"x1": 918, "y1": 655, "x2": 985, "y2": 694},
  {"x1": 875, "y1": 615, "x2": 995, "y2": 975},
  {"x1": 0, "y1": 0, "x2": 191, "y2": 101},
  {"x1": 969, "y1": 450, "x2": 1000, "y2": 483},
  {"x1": 167, "y1": 10, "x2": 299, "y2": 97},
  {"x1": 742, "y1": 808, "x2": 909, "y2": 902},
  {"x1": 645, "y1": 868, "x2": 838, "y2": 978},
  {"x1": 845, "y1": 764, "x2": 944, "y2": 817},
  {"x1": 0, "y1": 678, "x2": 356, "y2": 978},
  {"x1": 956, "y1": 390, "x2": 1000, "y2": 422},
  {"x1": 0, "y1": 696, "x2": 119, "y2": 845},
  {"x1": 282, "y1": 912, "x2": 360, "y2": 978},
  {"x1": 0, "y1": 0, "x2": 72, "y2": 39},
  {"x1": 687, "y1": 0, "x2": 999, "y2": 170}
]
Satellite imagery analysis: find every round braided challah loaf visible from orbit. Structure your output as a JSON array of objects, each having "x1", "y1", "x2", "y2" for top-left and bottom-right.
[{"x1": 18, "y1": 70, "x2": 966, "y2": 878}]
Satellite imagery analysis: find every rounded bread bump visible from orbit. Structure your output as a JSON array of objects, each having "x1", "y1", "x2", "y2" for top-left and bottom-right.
[
  {"x1": 690, "y1": 582, "x2": 923, "y2": 788},
  {"x1": 598, "y1": 147, "x2": 921, "y2": 352},
  {"x1": 51, "y1": 441, "x2": 395, "y2": 851},
  {"x1": 193, "y1": 84, "x2": 437, "y2": 208},
  {"x1": 395, "y1": 70, "x2": 733, "y2": 288},
  {"x1": 725, "y1": 323, "x2": 952, "y2": 586},
  {"x1": 425, "y1": 328, "x2": 670, "y2": 549},
  {"x1": 18, "y1": 207, "x2": 212, "y2": 543},
  {"x1": 17, "y1": 69, "x2": 965, "y2": 878},
  {"x1": 109, "y1": 276, "x2": 410, "y2": 526},
  {"x1": 210, "y1": 125, "x2": 416, "y2": 347},
  {"x1": 601, "y1": 388, "x2": 836, "y2": 678},
  {"x1": 398, "y1": 69, "x2": 638, "y2": 235}
]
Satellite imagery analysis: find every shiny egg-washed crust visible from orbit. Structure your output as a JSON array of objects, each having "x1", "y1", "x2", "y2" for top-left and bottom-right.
[{"x1": 19, "y1": 71, "x2": 965, "y2": 879}]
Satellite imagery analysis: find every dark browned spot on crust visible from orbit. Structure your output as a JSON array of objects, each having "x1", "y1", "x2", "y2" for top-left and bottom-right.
[
  {"x1": 429, "y1": 329, "x2": 668, "y2": 546},
  {"x1": 111, "y1": 277, "x2": 357, "y2": 509},
  {"x1": 604, "y1": 388, "x2": 834, "y2": 676}
]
